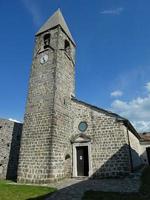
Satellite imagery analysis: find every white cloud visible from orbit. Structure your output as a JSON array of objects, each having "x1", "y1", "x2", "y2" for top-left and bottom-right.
[
  {"x1": 9, "y1": 118, "x2": 21, "y2": 123},
  {"x1": 111, "y1": 93, "x2": 150, "y2": 132},
  {"x1": 133, "y1": 121, "x2": 150, "y2": 133},
  {"x1": 113, "y1": 65, "x2": 150, "y2": 92},
  {"x1": 111, "y1": 90, "x2": 123, "y2": 97},
  {"x1": 145, "y1": 82, "x2": 150, "y2": 92},
  {"x1": 100, "y1": 7, "x2": 124, "y2": 15},
  {"x1": 21, "y1": 0, "x2": 42, "y2": 26}
]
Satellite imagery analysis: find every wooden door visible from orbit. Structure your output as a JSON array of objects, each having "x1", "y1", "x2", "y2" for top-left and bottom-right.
[{"x1": 77, "y1": 146, "x2": 89, "y2": 176}]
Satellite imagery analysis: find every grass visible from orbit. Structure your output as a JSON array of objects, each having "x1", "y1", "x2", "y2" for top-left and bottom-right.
[
  {"x1": 0, "y1": 180, "x2": 56, "y2": 200},
  {"x1": 82, "y1": 167, "x2": 150, "y2": 200}
]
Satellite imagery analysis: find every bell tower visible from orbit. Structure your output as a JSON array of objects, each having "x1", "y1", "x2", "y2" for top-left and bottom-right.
[{"x1": 18, "y1": 9, "x2": 76, "y2": 183}]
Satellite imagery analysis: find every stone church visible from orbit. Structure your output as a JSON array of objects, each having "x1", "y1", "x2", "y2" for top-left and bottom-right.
[{"x1": 0, "y1": 9, "x2": 149, "y2": 183}]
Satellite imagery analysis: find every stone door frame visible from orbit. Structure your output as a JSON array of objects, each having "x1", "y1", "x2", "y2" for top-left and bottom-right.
[{"x1": 72, "y1": 142, "x2": 92, "y2": 177}]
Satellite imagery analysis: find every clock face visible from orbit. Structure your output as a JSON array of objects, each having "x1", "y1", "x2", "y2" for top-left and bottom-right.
[{"x1": 40, "y1": 54, "x2": 48, "y2": 64}]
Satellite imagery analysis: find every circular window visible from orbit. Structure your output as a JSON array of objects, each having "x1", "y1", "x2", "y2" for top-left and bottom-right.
[{"x1": 78, "y1": 121, "x2": 88, "y2": 132}]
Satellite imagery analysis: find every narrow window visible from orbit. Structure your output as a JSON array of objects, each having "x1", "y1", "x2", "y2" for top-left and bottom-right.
[
  {"x1": 43, "y1": 34, "x2": 50, "y2": 49},
  {"x1": 64, "y1": 40, "x2": 70, "y2": 55},
  {"x1": 65, "y1": 154, "x2": 70, "y2": 160}
]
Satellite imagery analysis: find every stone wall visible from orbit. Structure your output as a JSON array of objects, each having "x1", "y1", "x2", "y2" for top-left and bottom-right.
[
  {"x1": 128, "y1": 129, "x2": 143, "y2": 169},
  {"x1": 139, "y1": 142, "x2": 150, "y2": 165},
  {"x1": 0, "y1": 119, "x2": 22, "y2": 180},
  {"x1": 71, "y1": 99, "x2": 131, "y2": 178},
  {"x1": 17, "y1": 28, "x2": 58, "y2": 183},
  {"x1": 17, "y1": 25, "x2": 76, "y2": 183},
  {"x1": 48, "y1": 26, "x2": 75, "y2": 180}
]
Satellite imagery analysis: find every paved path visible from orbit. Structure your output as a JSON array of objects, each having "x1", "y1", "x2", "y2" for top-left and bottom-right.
[{"x1": 47, "y1": 172, "x2": 141, "y2": 200}]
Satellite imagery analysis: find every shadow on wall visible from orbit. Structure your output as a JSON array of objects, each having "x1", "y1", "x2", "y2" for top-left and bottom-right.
[
  {"x1": 140, "y1": 148, "x2": 150, "y2": 166},
  {"x1": 91, "y1": 144, "x2": 145, "y2": 178},
  {"x1": 26, "y1": 144, "x2": 145, "y2": 200},
  {"x1": 6, "y1": 122, "x2": 23, "y2": 181},
  {"x1": 91, "y1": 144, "x2": 131, "y2": 178},
  {"x1": 131, "y1": 148, "x2": 145, "y2": 171}
]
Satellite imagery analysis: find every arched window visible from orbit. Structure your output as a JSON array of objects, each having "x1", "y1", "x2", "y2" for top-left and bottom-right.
[
  {"x1": 64, "y1": 40, "x2": 70, "y2": 54},
  {"x1": 43, "y1": 33, "x2": 50, "y2": 49}
]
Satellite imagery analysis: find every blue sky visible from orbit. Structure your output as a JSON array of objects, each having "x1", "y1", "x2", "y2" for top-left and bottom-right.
[{"x1": 0, "y1": 0, "x2": 150, "y2": 132}]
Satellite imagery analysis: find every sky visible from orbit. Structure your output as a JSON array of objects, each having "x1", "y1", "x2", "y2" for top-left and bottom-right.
[{"x1": 0, "y1": 0, "x2": 150, "y2": 132}]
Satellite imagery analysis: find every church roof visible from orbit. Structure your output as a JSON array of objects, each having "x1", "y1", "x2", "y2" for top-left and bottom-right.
[
  {"x1": 72, "y1": 97, "x2": 125, "y2": 119},
  {"x1": 72, "y1": 97, "x2": 140, "y2": 139},
  {"x1": 36, "y1": 9, "x2": 75, "y2": 45}
]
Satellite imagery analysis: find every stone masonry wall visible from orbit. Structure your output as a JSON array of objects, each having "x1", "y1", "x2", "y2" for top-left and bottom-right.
[
  {"x1": 71, "y1": 99, "x2": 131, "y2": 178},
  {"x1": 18, "y1": 25, "x2": 75, "y2": 183},
  {"x1": 139, "y1": 142, "x2": 150, "y2": 165},
  {"x1": 48, "y1": 26, "x2": 75, "y2": 180},
  {"x1": 128, "y1": 129, "x2": 142, "y2": 169},
  {"x1": 17, "y1": 28, "x2": 59, "y2": 183},
  {"x1": 0, "y1": 119, "x2": 22, "y2": 180}
]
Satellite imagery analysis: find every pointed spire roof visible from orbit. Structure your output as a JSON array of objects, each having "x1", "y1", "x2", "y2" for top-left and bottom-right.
[{"x1": 36, "y1": 9, "x2": 75, "y2": 45}]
